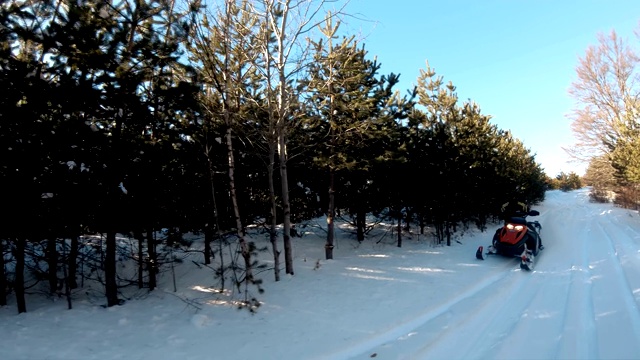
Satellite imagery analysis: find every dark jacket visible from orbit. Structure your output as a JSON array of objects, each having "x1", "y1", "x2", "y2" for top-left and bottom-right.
[{"x1": 500, "y1": 201, "x2": 529, "y2": 221}]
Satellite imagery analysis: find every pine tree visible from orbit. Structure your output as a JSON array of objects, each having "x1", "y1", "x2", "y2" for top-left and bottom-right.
[
  {"x1": 301, "y1": 15, "x2": 407, "y2": 255},
  {"x1": 42, "y1": 0, "x2": 199, "y2": 306},
  {"x1": 188, "y1": 0, "x2": 264, "y2": 303}
]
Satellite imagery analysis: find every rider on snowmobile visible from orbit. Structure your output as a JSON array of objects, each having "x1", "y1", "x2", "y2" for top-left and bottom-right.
[
  {"x1": 500, "y1": 201, "x2": 529, "y2": 220},
  {"x1": 500, "y1": 201, "x2": 543, "y2": 250}
]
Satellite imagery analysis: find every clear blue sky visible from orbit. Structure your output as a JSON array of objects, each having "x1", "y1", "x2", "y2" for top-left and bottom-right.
[{"x1": 337, "y1": 0, "x2": 640, "y2": 177}]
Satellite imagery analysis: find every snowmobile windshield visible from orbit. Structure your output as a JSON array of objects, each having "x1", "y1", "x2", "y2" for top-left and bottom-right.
[{"x1": 508, "y1": 217, "x2": 527, "y2": 225}]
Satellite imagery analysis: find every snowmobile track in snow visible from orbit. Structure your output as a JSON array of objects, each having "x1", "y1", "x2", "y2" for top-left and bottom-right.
[
  {"x1": 345, "y1": 195, "x2": 640, "y2": 360},
  {"x1": 342, "y1": 259, "x2": 535, "y2": 360},
  {"x1": 591, "y1": 220, "x2": 640, "y2": 356}
]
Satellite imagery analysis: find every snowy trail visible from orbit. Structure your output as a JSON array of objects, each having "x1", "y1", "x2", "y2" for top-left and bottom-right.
[
  {"x1": 3, "y1": 189, "x2": 640, "y2": 360},
  {"x1": 347, "y1": 190, "x2": 640, "y2": 360},
  {"x1": 315, "y1": 260, "x2": 520, "y2": 360},
  {"x1": 588, "y1": 216, "x2": 640, "y2": 358}
]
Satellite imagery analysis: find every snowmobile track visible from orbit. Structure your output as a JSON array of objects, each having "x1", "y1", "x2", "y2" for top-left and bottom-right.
[
  {"x1": 552, "y1": 221, "x2": 598, "y2": 359},
  {"x1": 595, "y1": 221, "x2": 640, "y2": 346},
  {"x1": 344, "y1": 260, "x2": 536, "y2": 360}
]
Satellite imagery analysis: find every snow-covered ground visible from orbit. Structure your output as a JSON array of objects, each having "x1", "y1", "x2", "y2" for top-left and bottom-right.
[{"x1": 1, "y1": 188, "x2": 639, "y2": 360}]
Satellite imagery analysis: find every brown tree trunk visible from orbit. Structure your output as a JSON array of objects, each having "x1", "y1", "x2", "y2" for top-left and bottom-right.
[
  {"x1": 278, "y1": 134, "x2": 293, "y2": 274},
  {"x1": 225, "y1": 126, "x2": 254, "y2": 284},
  {"x1": 268, "y1": 145, "x2": 281, "y2": 281},
  {"x1": 105, "y1": 231, "x2": 119, "y2": 306},
  {"x1": 105, "y1": 114, "x2": 121, "y2": 306},
  {"x1": 325, "y1": 170, "x2": 335, "y2": 260},
  {"x1": 67, "y1": 234, "x2": 78, "y2": 289}
]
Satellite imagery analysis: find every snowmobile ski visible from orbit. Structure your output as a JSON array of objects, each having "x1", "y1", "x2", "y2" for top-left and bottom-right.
[{"x1": 520, "y1": 249, "x2": 535, "y2": 271}]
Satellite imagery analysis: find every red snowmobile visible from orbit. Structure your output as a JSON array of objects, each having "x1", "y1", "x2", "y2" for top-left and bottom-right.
[{"x1": 476, "y1": 210, "x2": 542, "y2": 271}]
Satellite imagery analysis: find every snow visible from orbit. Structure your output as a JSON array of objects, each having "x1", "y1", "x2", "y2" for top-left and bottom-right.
[{"x1": 1, "y1": 188, "x2": 640, "y2": 360}]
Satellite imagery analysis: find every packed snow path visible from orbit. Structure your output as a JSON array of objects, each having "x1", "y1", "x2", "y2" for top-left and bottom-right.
[
  {"x1": 345, "y1": 190, "x2": 640, "y2": 360},
  {"x1": 2, "y1": 189, "x2": 640, "y2": 360}
]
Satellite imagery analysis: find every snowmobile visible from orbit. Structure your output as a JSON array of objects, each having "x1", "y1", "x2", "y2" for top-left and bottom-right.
[{"x1": 476, "y1": 209, "x2": 542, "y2": 271}]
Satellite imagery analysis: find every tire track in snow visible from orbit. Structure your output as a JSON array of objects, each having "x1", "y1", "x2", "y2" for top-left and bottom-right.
[
  {"x1": 329, "y1": 260, "x2": 522, "y2": 360},
  {"x1": 589, "y1": 219, "x2": 640, "y2": 358},
  {"x1": 398, "y1": 265, "x2": 537, "y2": 360},
  {"x1": 468, "y1": 199, "x2": 602, "y2": 360},
  {"x1": 346, "y1": 261, "x2": 537, "y2": 360},
  {"x1": 553, "y1": 211, "x2": 598, "y2": 360},
  {"x1": 597, "y1": 219, "x2": 640, "y2": 322},
  {"x1": 421, "y1": 269, "x2": 539, "y2": 360},
  {"x1": 337, "y1": 192, "x2": 640, "y2": 360},
  {"x1": 606, "y1": 211, "x2": 640, "y2": 305},
  {"x1": 348, "y1": 199, "x2": 578, "y2": 360},
  {"x1": 422, "y1": 204, "x2": 576, "y2": 359},
  {"x1": 483, "y1": 205, "x2": 590, "y2": 360}
]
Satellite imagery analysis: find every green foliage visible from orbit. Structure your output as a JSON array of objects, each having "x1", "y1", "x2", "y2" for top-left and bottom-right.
[
  {"x1": 1, "y1": 0, "x2": 555, "y2": 313},
  {"x1": 548, "y1": 172, "x2": 583, "y2": 191},
  {"x1": 611, "y1": 133, "x2": 640, "y2": 184},
  {"x1": 0, "y1": 0, "x2": 550, "y2": 239}
]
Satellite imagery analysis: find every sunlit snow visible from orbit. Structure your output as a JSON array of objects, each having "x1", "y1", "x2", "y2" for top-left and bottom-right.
[{"x1": 1, "y1": 188, "x2": 639, "y2": 360}]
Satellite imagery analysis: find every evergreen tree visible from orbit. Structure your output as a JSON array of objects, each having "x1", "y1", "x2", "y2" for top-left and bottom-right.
[
  {"x1": 301, "y1": 15, "x2": 407, "y2": 256},
  {"x1": 187, "y1": 0, "x2": 264, "y2": 303},
  {"x1": 40, "y1": 0, "x2": 198, "y2": 306},
  {"x1": 583, "y1": 155, "x2": 617, "y2": 202}
]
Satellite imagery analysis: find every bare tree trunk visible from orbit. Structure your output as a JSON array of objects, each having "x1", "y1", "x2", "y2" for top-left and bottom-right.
[
  {"x1": 14, "y1": 237, "x2": 26, "y2": 313},
  {"x1": 47, "y1": 236, "x2": 57, "y2": 294},
  {"x1": 259, "y1": 3, "x2": 282, "y2": 281},
  {"x1": 146, "y1": 229, "x2": 156, "y2": 291},
  {"x1": 105, "y1": 119, "x2": 121, "y2": 306},
  {"x1": 204, "y1": 224, "x2": 212, "y2": 265},
  {"x1": 221, "y1": 0, "x2": 253, "y2": 287},
  {"x1": 278, "y1": 134, "x2": 293, "y2": 274},
  {"x1": 67, "y1": 234, "x2": 78, "y2": 289},
  {"x1": 218, "y1": 231, "x2": 225, "y2": 291},
  {"x1": 446, "y1": 221, "x2": 451, "y2": 247},
  {"x1": 325, "y1": 170, "x2": 335, "y2": 260},
  {"x1": 397, "y1": 210, "x2": 402, "y2": 248},
  {"x1": 0, "y1": 239, "x2": 7, "y2": 306},
  {"x1": 322, "y1": 15, "x2": 339, "y2": 261},
  {"x1": 273, "y1": 1, "x2": 293, "y2": 275},
  {"x1": 254, "y1": 0, "x2": 346, "y2": 272},
  {"x1": 356, "y1": 209, "x2": 366, "y2": 242},
  {"x1": 105, "y1": 231, "x2": 119, "y2": 306},
  {"x1": 268, "y1": 145, "x2": 281, "y2": 281},
  {"x1": 62, "y1": 238, "x2": 72, "y2": 310},
  {"x1": 435, "y1": 222, "x2": 444, "y2": 244},
  {"x1": 137, "y1": 232, "x2": 144, "y2": 288},
  {"x1": 205, "y1": 153, "x2": 224, "y2": 289},
  {"x1": 225, "y1": 126, "x2": 254, "y2": 284},
  {"x1": 404, "y1": 208, "x2": 413, "y2": 232}
]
